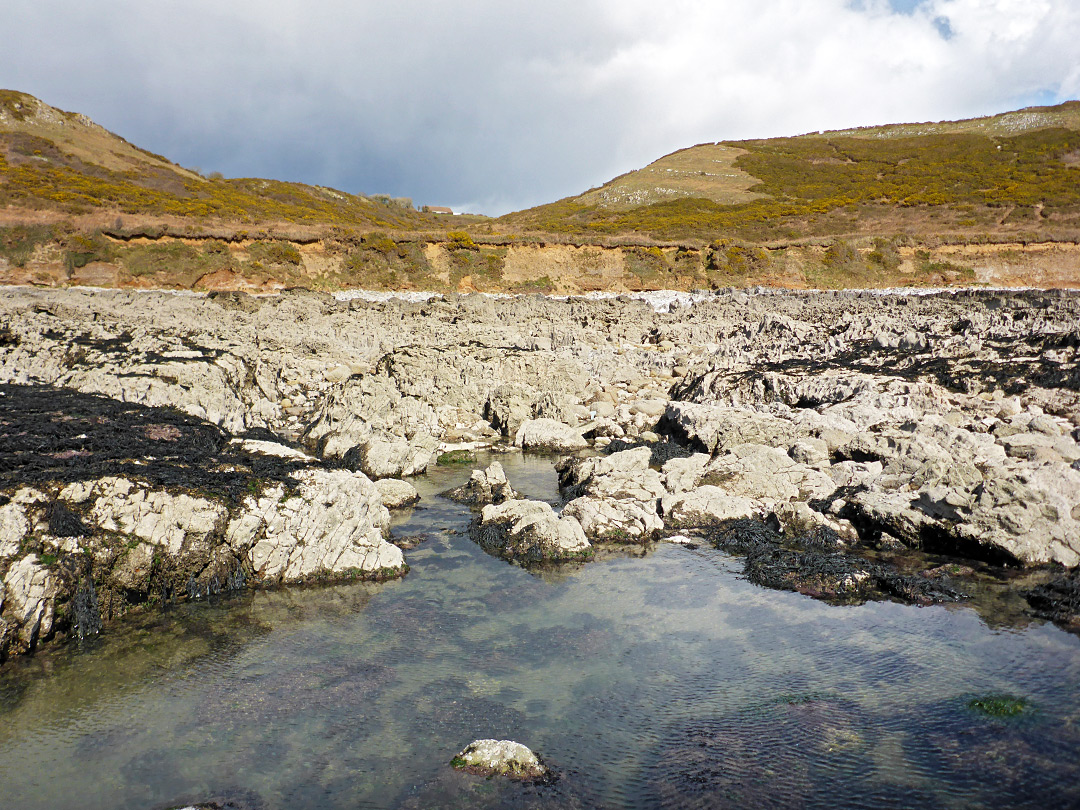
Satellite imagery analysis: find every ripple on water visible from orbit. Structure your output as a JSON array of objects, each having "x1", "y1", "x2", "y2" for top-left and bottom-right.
[{"x1": 2, "y1": 454, "x2": 1080, "y2": 810}]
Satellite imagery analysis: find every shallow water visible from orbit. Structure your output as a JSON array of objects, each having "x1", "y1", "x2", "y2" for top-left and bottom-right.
[{"x1": 2, "y1": 452, "x2": 1079, "y2": 810}]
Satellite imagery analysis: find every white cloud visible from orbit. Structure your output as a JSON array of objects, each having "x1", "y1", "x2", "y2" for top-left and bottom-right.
[{"x1": 1, "y1": 0, "x2": 1077, "y2": 214}]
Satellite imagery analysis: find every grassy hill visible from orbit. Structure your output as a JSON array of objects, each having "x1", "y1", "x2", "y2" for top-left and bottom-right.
[
  {"x1": 2, "y1": 90, "x2": 1079, "y2": 291},
  {"x1": 0, "y1": 90, "x2": 442, "y2": 232},
  {"x1": 499, "y1": 101, "x2": 1080, "y2": 245}
]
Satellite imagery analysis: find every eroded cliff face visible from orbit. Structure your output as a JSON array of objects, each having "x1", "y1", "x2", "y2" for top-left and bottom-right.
[
  {"x1": 1, "y1": 286, "x2": 1079, "y2": 660},
  {"x1": 3, "y1": 232, "x2": 1080, "y2": 293}
]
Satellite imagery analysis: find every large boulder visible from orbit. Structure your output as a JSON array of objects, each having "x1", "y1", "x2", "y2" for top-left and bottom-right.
[
  {"x1": 484, "y1": 384, "x2": 535, "y2": 437},
  {"x1": 661, "y1": 486, "x2": 759, "y2": 526},
  {"x1": 374, "y1": 478, "x2": 420, "y2": 509},
  {"x1": 473, "y1": 499, "x2": 590, "y2": 563},
  {"x1": 73, "y1": 477, "x2": 229, "y2": 556},
  {"x1": 954, "y1": 464, "x2": 1080, "y2": 567},
  {"x1": 662, "y1": 453, "x2": 711, "y2": 495},
  {"x1": 662, "y1": 402, "x2": 803, "y2": 454},
  {"x1": 351, "y1": 432, "x2": 438, "y2": 479},
  {"x1": 562, "y1": 496, "x2": 663, "y2": 541},
  {"x1": 227, "y1": 468, "x2": 404, "y2": 582},
  {"x1": 701, "y1": 444, "x2": 836, "y2": 505},
  {"x1": 1, "y1": 555, "x2": 59, "y2": 653},
  {"x1": 514, "y1": 418, "x2": 588, "y2": 453},
  {"x1": 557, "y1": 446, "x2": 665, "y2": 501}
]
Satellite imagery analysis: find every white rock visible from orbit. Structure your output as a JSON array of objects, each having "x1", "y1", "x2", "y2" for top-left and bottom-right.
[
  {"x1": 88, "y1": 478, "x2": 229, "y2": 556},
  {"x1": 0, "y1": 500, "x2": 32, "y2": 559},
  {"x1": 661, "y1": 486, "x2": 759, "y2": 525},
  {"x1": 232, "y1": 439, "x2": 315, "y2": 462},
  {"x1": 2, "y1": 555, "x2": 58, "y2": 650},
  {"x1": 475, "y1": 499, "x2": 590, "y2": 562},
  {"x1": 514, "y1": 418, "x2": 589, "y2": 452},
  {"x1": 357, "y1": 432, "x2": 438, "y2": 479},
  {"x1": 374, "y1": 478, "x2": 420, "y2": 509},
  {"x1": 229, "y1": 468, "x2": 403, "y2": 583},
  {"x1": 662, "y1": 453, "x2": 710, "y2": 495},
  {"x1": 452, "y1": 739, "x2": 549, "y2": 780},
  {"x1": 559, "y1": 447, "x2": 666, "y2": 501},
  {"x1": 562, "y1": 496, "x2": 663, "y2": 541}
]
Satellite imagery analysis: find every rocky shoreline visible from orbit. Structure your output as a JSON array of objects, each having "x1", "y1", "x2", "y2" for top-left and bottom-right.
[{"x1": 1, "y1": 286, "x2": 1079, "y2": 661}]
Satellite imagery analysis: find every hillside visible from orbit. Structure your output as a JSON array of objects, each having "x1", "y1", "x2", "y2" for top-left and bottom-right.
[
  {"x1": 2, "y1": 90, "x2": 1079, "y2": 292},
  {"x1": 500, "y1": 101, "x2": 1080, "y2": 245},
  {"x1": 0, "y1": 90, "x2": 445, "y2": 233}
]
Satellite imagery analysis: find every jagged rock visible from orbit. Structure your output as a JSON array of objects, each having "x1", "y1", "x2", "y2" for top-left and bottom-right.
[
  {"x1": 955, "y1": 464, "x2": 1080, "y2": 566},
  {"x1": 1, "y1": 555, "x2": 58, "y2": 652},
  {"x1": 700, "y1": 444, "x2": 836, "y2": 505},
  {"x1": 485, "y1": 384, "x2": 535, "y2": 437},
  {"x1": 531, "y1": 391, "x2": 581, "y2": 425},
  {"x1": 514, "y1": 418, "x2": 589, "y2": 452},
  {"x1": 375, "y1": 478, "x2": 420, "y2": 509},
  {"x1": 557, "y1": 446, "x2": 665, "y2": 501},
  {"x1": 227, "y1": 469, "x2": 403, "y2": 582},
  {"x1": 662, "y1": 402, "x2": 803, "y2": 454},
  {"x1": 661, "y1": 486, "x2": 759, "y2": 526},
  {"x1": 473, "y1": 499, "x2": 590, "y2": 563},
  {"x1": 662, "y1": 453, "x2": 711, "y2": 495},
  {"x1": 562, "y1": 495, "x2": 663, "y2": 541},
  {"x1": 81, "y1": 477, "x2": 229, "y2": 556},
  {"x1": 0, "y1": 493, "x2": 36, "y2": 558},
  {"x1": 442, "y1": 461, "x2": 518, "y2": 506},
  {"x1": 353, "y1": 432, "x2": 438, "y2": 479},
  {"x1": 790, "y1": 437, "x2": 830, "y2": 466},
  {"x1": 827, "y1": 460, "x2": 884, "y2": 488},
  {"x1": 451, "y1": 739, "x2": 551, "y2": 781}
]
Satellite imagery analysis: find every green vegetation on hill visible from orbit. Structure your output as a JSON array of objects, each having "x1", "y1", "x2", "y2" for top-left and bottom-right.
[
  {"x1": 0, "y1": 90, "x2": 440, "y2": 233},
  {"x1": 501, "y1": 102, "x2": 1080, "y2": 244},
  {"x1": 2, "y1": 90, "x2": 1080, "y2": 291}
]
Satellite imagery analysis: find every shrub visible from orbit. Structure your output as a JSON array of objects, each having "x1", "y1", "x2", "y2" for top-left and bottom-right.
[
  {"x1": 447, "y1": 231, "x2": 479, "y2": 251},
  {"x1": 0, "y1": 224, "x2": 56, "y2": 267},
  {"x1": 248, "y1": 240, "x2": 302, "y2": 266}
]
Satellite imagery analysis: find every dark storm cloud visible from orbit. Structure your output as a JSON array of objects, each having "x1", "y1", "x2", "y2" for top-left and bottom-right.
[{"x1": 2, "y1": 0, "x2": 1078, "y2": 214}]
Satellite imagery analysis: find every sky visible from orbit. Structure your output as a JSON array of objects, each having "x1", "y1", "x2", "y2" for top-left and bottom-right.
[{"x1": 2, "y1": 0, "x2": 1079, "y2": 215}]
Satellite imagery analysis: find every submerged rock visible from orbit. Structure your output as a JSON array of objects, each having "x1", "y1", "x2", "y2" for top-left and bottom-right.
[{"x1": 451, "y1": 739, "x2": 551, "y2": 781}]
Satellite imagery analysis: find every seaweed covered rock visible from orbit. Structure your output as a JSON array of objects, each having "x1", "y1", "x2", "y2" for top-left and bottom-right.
[
  {"x1": 1025, "y1": 572, "x2": 1080, "y2": 632},
  {"x1": 473, "y1": 499, "x2": 590, "y2": 563},
  {"x1": 451, "y1": 739, "x2": 551, "y2": 781},
  {"x1": 562, "y1": 495, "x2": 663, "y2": 542},
  {"x1": 442, "y1": 461, "x2": 518, "y2": 507}
]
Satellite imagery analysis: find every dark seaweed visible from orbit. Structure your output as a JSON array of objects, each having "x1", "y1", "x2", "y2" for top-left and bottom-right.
[{"x1": 0, "y1": 384, "x2": 305, "y2": 504}]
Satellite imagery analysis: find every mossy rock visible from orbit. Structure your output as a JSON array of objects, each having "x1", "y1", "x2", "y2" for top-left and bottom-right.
[
  {"x1": 968, "y1": 694, "x2": 1029, "y2": 717},
  {"x1": 437, "y1": 450, "x2": 476, "y2": 466}
]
